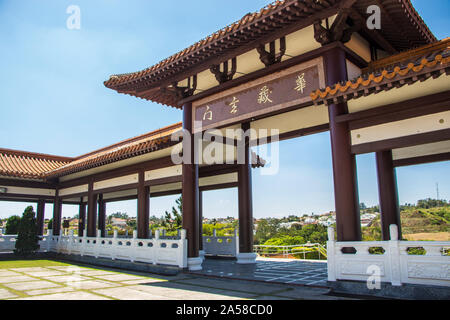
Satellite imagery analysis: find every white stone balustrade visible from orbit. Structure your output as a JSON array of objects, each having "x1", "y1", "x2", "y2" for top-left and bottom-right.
[
  {"x1": 202, "y1": 229, "x2": 239, "y2": 257},
  {"x1": 0, "y1": 228, "x2": 188, "y2": 268},
  {"x1": 327, "y1": 225, "x2": 450, "y2": 287},
  {"x1": 0, "y1": 232, "x2": 56, "y2": 252},
  {"x1": 0, "y1": 235, "x2": 18, "y2": 251}
]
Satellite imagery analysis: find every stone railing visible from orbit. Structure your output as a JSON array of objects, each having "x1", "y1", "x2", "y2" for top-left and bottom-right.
[
  {"x1": 327, "y1": 225, "x2": 450, "y2": 287},
  {"x1": 0, "y1": 234, "x2": 54, "y2": 252},
  {"x1": 0, "y1": 235, "x2": 18, "y2": 252},
  {"x1": 203, "y1": 229, "x2": 239, "y2": 257},
  {"x1": 0, "y1": 229, "x2": 188, "y2": 268}
]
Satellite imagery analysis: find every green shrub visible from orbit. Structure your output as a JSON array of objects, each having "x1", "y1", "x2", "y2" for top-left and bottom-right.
[
  {"x1": 14, "y1": 206, "x2": 40, "y2": 256},
  {"x1": 5, "y1": 215, "x2": 21, "y2": 235}
]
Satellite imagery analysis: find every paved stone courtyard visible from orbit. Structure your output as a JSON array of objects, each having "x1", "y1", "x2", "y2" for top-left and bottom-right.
[
  {"x1": 192, "y1": 258, "x2": 328, "y2": 286},
  {"x1": 0, "y1": 260, "x2": 354, "y2": 300}
]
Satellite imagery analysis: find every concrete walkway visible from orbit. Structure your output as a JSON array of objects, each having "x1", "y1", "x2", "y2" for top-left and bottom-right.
[{"x1": 0, "y1": 262, "x2": 356, "y2": 300}]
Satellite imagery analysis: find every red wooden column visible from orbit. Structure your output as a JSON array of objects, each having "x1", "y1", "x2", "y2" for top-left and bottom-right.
[
  {"x1": 78, "y1": 198, "x2": 86, "y2": 237},
  {"x1": 98, "y1": 194, "x2": 106, "y2": 237},
  {"x1": 87, "y1": 181, "x2": 98, "y2": 237},
  {"x1": 52, "y1": 193, "x2": 62, "y2": 236},
  {"x1": 182, "y1": 101, "x2": 202, "y2": 270},
  {"x1": 324, "y1": 46, "x2": 361, "y2": 242},
  {"x1": 137, "y1": 171, "x2": 150, "y2": 239},
  {"x1": 376, "y1": 150, "x2": 402, "y2": 240},
  {"x1": 36, "y1": 199, "x2": 45, "y2": 236},
  {"x1": 198, "y1": 190, "x2": 204, "y2": 255},
  {"x1": 237, "y1": 122, "x2": 256, "y2": 263}
]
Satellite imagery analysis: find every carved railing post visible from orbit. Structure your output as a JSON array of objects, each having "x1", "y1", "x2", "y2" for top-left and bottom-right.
[
  {"x1": 388, "y1": 224, "x2": 402, "y2": 286},
  {"x1": 327, "y1": 227, "x2": 336, "y2": 282}
]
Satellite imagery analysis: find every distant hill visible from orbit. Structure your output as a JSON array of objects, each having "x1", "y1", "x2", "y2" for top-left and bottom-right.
[{"x1": 362, "y1": 206, "x2": 450, "y2": 241}]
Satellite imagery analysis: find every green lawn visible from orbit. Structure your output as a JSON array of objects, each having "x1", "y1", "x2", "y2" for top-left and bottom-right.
[{"x1": 0, "y1": 259, "x2": 72, "y2": 269}]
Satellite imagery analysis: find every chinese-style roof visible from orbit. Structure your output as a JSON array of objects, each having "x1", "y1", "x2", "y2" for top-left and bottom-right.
[
  {"x1": 1, "y1": 122, "x2": 265, "y2": 181},
  {"x1": 0, "y1": 123, "x2": 182, "y2": 180},
  {"x1": 0, "y1": 149, "x2": 72, "y2": 180},
  {"x1": 104, "y1": 0, "x2": 435, "y2": 108},
  {"x1": 46, "y1": 122, "x2": 182, "y2": 178},
  {"x1": 310, "y1": 38, "x2": 450, "y2": 105}
]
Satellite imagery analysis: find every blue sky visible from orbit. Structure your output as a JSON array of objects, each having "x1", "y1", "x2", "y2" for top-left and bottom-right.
[{"x1": 0, "y1": 0, "x2": 448, "y2": 220}]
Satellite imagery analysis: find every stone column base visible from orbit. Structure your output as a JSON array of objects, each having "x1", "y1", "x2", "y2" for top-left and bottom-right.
[
  {"x1": 187, "y1": 257, "x2": 203, "y2": 271},
  {"x1": 236, "y1": 252, "x2": 257, "y2": 264}
]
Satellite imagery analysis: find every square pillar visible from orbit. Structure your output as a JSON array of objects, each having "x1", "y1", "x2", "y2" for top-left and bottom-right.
[
  {"x1": 324, "y1": 46, "x2": 361, "y2": 242},
  {"x1": 36, "y1": 199, "x2": 45, "y2": 236},
  {"x1": 78, "y1": 198, "x2": 86, "y2": 237},
  {"x1": 87, "y1": 181, "x2": 98, "y2": 237},
  {"x1": 98, "y1": 194, "x2": 106, "y2": 237},
  {"x1": 137, "y1": 171, "x2": 150, "y2": 239},
  {"x1": 182, "y1": 102, "x2": 202, "y2": 271},
  {"x1": 198, "y1": 191, "x2": 205, "y2": 259},
  {"x1": 376, "y1": 150, "x2": 401, "y2": 240},
  {"x1": 52, "y1": 194, "x2": 62, "y2": 236},
  {"x1": 237, "y1": 122, "x2": 257, "y2": 264}
]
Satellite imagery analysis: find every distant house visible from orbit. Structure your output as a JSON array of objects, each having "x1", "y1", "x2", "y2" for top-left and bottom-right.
[
  {"x1": 304, "y1": 218, "x2": 317, "y2": 225},
  {"x1": 360, "y1": 213, "x2": 378, "y2": 227},
  {"x1": 111, "y1": 218, "x2": 127, "y2": 228},
  {"x1": 279, "y1": 221, "x2": 302, "y2": 229},
  {"x1": 69, "y1": 219, "x2": 79, "y2": 227}
]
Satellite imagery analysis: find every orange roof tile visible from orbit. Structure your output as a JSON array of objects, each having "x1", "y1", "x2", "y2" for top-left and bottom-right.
[
  {"x1": 0, "y1": 149, "x2": 72, "y2": 180},
  {"x1": 104, "y1": 0, "x2": 436, "y2": 108},
  {"x1": 310, "y1": 38, "x2": 450, "y2": 105},
  {"x1": 0, "y1": 123, "x2": 182, "y2": 180}
]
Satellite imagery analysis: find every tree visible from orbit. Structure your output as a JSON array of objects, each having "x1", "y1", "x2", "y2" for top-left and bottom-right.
[
  {"x1": 173, "y1": 197, "x2": 183, "y2": 227},
  {"x1": 109, "y1": 212, "x2": 129, "y2": 219},
  {"x1": 417, "y1": 198, "x2": 448, "y2": 209},
  {"x1": 14, "y1": 206, "x2": 40, "y2": 256},
  {"x1": 47, "y1": 218, "x2": 53, "y2": 230},
  {"x1": 126, "y1": 219, "x2": 137, "y2": 229},
  {"x1": 160, "y1": 196, "x2": 183, "y2": 233},
  {"x1": 254, "y1": 219, "x2": 280, "y2": 244},
  {"x1": 5, "y1": 215, "x2": 21, "y2": 235}
]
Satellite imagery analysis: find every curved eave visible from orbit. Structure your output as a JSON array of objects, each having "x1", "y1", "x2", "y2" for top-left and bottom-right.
[
  {"x1": 45, "y1": 137, "x2": 179, "y2": 179},
  {"x1": 311, "y1": 54, "x2": 450, "y2": 106}
]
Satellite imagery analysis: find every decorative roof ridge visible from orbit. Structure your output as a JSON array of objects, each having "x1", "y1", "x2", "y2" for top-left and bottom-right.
[
  {"x1": 104, "y1": 0, "x2": 299, "y2": 88},
  {"x1": 364, "y1": 38, "x2": 450, "y2": 74},
  {"x1": 0, "y1": 148, "x2": 73, "y2": 163},
  {"x1": 73, "y1": 122, "x2": 182, "y2": 160},
  {"x1": 310, "y1": 51, "x2": 450, "y2": 102},
  {"x1": 401, "y1": 0, "x2": 437, "y2": 44},
  {"x1": 0, "y1": 122, "x2": 183, "y2": 180}
]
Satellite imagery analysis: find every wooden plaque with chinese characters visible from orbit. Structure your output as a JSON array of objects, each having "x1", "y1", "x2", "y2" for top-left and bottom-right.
[{"x1": 193, "y1": 57, "x2": 325, "y2": 132}]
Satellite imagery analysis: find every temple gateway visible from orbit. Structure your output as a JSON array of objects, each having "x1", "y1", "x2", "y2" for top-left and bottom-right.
[{"x1": 1, "y1": 0, "x2": 449, "y2": 291}]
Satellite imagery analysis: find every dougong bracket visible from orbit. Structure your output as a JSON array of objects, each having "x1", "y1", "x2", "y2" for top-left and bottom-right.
[
  {"x1": 257, "y1": 37, "x2": 286, "y2": 67},
  {"x1": 314, "y1": 9, "x2": 363, "y2": 46},
  {"x1": 210, "y1": 58, "x2": 237, "y2": 84},
  {"x1": 163, "y1": 75, "x2": 198, "y2": 100}
]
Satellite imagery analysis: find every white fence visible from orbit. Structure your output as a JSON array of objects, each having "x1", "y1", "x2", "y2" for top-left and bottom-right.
[
  {"x1": 327, "y1": 225, "x2": 450, "y2": 287},
  {"x1": 203, "y1": 230, "x2": 238, "y2": 257},
  {"x1": 0, "y1": 235, "x2": 18, "y2": 252},
  {"x1": 0, "y1": 229, "x2": 188, "y2": 268}
]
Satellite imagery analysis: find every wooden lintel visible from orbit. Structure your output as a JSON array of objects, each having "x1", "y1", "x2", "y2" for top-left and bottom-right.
[
  {"x1": 352, "y1": 128, "x2": 450, "y2": 155},
  {"x1": 336, "y1": 91, "x2": 450, "y2": 130},
  {"x1": 393, "y1": 152, "x2": 450, "y2": 168}
]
